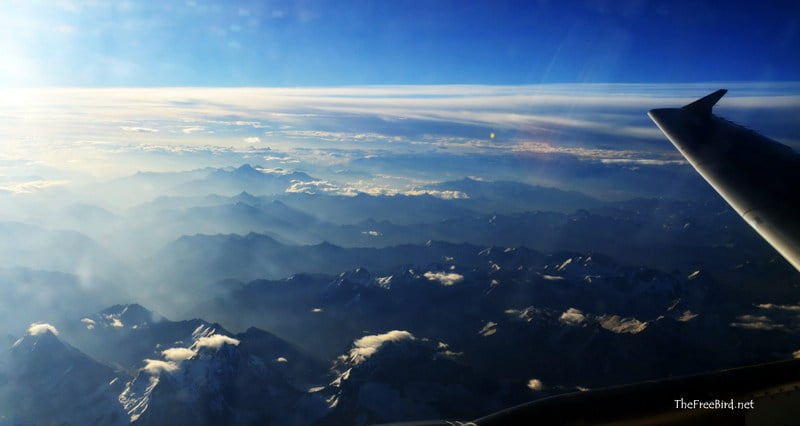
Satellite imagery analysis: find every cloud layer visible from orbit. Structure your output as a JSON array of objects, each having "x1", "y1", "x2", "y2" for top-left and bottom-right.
[{"x1": 1, "y1": 83, "x2": 797, "y2": 181}]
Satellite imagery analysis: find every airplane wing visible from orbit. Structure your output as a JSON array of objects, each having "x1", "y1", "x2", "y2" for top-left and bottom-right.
[{"x1": 648, "y1": 90, "x2": 800, "y2": 271}]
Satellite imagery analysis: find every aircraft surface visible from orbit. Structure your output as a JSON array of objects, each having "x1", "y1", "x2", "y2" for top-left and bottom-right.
[{"x1": 649, "y1": 89, "x2": 800, "y2": 272}]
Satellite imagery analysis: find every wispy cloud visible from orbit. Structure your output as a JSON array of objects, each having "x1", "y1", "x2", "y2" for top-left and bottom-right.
[
  {"x1": 346, "y1": 330, "x2": 415, "y2": 365},
  {"x1": 181, "y1": 126, "x2": 206, "y2": 134},
  {"x1": 1, "y1": 83, "x2": 796, "y2": 179},
  {"x1": 756, "y1": 303, "x2": 800, "y2": 312},
  {"x1": 161, "y1": 347, "x2": 195, "y2": 362},
  {"x1": 730, "y1": 314, "x2": 786, "y2": 331},
  {"x1": 0, "y1": 179, "x2": 71, "y2": 194},
  {"x1": 120, "y1": 126, "x2": 159, "y2": 133}
]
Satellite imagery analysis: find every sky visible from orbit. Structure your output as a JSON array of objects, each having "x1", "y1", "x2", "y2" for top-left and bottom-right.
[
  {"x1": 1, "y1": 0, "x2": 799, "y2": 87},
  {"x1": 0, "y1": 0, "x2": 799, "y2": 196}
]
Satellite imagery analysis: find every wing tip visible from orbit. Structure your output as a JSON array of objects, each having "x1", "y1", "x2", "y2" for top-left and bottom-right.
[{"x1": 682, "y1": 89, "x2": 727, "y2": 115}]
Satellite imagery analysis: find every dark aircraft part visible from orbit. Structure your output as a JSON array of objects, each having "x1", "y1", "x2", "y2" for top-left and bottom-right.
[
  {"x1": 470, "y1": 358, "x2": 800, "y2": 425},
  {"x1": 649, "y1": 90, "x2": 800, "y2": 271},
  {"x1": 378, "y1": 359, "x2": 800, "y2": 425}
]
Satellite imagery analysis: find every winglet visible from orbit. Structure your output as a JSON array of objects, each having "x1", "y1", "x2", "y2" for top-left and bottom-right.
[{"x1": 682, "y1": 89, "x2": 727, "y2": 115}]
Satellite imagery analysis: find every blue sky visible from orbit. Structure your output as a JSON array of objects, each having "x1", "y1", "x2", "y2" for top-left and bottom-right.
[
  {"x1": 1, "y1": 1, "x2": 799, "y2": 199},
  {"x1": 1, "y1": 0, "x2": 799, "y2": 87}
]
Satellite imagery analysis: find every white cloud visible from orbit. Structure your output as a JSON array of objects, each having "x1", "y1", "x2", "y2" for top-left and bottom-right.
[
  {"x1": 730, "y1": 315, "x2": 785, "y2": 331},
  {"x1": 348, "y1": 330, "x2": 415, "y2": 364},
  {"x1": 142, "y1": 359, "x2": 179, "y2": 375},
  {"x1": 81, "y1": 317, "x2": 96, "y2": 330},
  {"x1": 511, "y1": 141, "x2": 684, "y2": 164},
  {"x1": 244, "y1": 136, "x2": 261, "y2": 144},
  {"x1": 0, "y1": 179, "x2": 71, "y2": 194},
  {"x1": 527, "y1": 379, "x2": 544, "y2": 391},
  {"x1": 424, "y1": 271, "x2": 464, "y2": 286},
  {"x1": 180, "y1": 125, "x2": 206, "y2": 134},
  {"x1": 756, "y1": 303, "x2": 800, "y2": 312},
  {"x1": 120, "y1": 126, "x2": 159, "y2": 133},
  {"x1": 285, "y1": 179, "x2": 354, "y2": 196},
  {"x1": 403, "y1": 189, "x2": 469, "y2": 199},
  {"x1": 282, "y1": 130, "x2": 401, "y2": 143},
  {"x1": 285, "y1": 178, "x2": 468, "y2": 200},
  {"x1": 362, "y1": 230, "x2": 382, "y2": 237},
  {"x1": 193, "y1": 334, "x2": 240, "y2": 351},
  {"x1": 161, "y1": 347, "x2": 195, "y2": 362},
  {"x1": 559, "y1": 308, "x2": 586, "y2": 325},
  {"x1": 2, "y1": 84, "x2": 796, "y2": 180},
  {"x1": 263, "y1": 154, "x2": 297, "y2": 163},
  {"x1": 254, "y1": 166, "x2": 291, "y2": 175},
  {"x1": 28, "y1": 322, "x2": 59, "y2": 336},
  {"x1": 597, "y1": 315, "x2": 648, "y2": 334},
  {"x1": 275, "y1": 357, "x2": 288, "y2": 363},
  {"x1": 137, "y1": 332, "x2": 240, "y2": 377}
]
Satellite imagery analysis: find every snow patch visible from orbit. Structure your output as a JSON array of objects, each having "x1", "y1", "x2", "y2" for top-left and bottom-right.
[
  {"x1": 479, "y1": 321, "x2": 497, "y2": 337},
  {"x1": 376, "y1": 276, "x2": 393, "y2": 289}
]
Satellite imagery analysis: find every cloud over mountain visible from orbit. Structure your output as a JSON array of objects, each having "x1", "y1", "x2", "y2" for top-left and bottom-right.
[
  {"x1": 347, "y1": 330, "x2": 416, "y2": 364},
  {"x1": 27, "y1": 322, "x2": 59, "y2": 336}
]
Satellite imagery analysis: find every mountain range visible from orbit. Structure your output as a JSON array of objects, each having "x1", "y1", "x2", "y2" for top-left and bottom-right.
[{"x1": 0, "y1": 164, "x2": 797, "y2": 424}]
